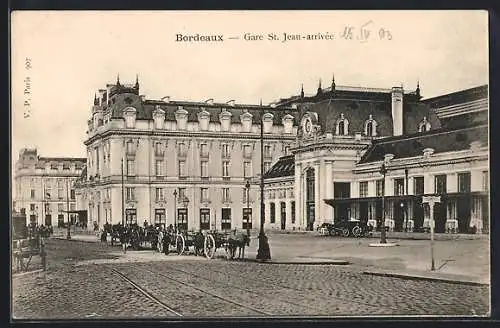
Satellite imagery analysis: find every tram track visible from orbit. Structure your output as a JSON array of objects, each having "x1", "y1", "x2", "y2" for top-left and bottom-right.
[
  {"x1": 140, "y1": 266, "x2": 274, "y2": 316},
  {"x1": 110, "y1": 268, "x2": 183, "y2": 317}
]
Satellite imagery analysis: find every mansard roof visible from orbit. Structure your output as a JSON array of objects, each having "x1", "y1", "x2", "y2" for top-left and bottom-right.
[
  {"x1": 422, "y1": 85, "x2": 488, "y2": 109},
  {"x1": 299, "y1": 95, "x2": 440, "y2": 137},
  {"x1": 106, "y1": 92, "x2": 298, "y2": 126},
  {"x1": 263, "y1": 155, "x2": 295, "y2": 179},
  {"x1": 358, "y1": 123, "x2": 488, "y2": 164}
]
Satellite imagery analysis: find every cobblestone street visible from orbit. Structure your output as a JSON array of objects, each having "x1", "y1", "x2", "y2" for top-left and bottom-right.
[{"x1": 12, "y1": 238, "x2": 490, "y2": 319}]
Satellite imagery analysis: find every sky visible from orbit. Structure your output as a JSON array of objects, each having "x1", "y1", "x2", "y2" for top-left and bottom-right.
[{"x1": 11, "y1": 10, "x2": 488, "y2": 165}]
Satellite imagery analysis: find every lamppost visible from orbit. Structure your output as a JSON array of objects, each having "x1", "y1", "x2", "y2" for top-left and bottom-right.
[
  {"x1": 400, "y1": 202, "x2": 406, "y2": 232},
  {"x1": 182, "y1": 196, "x2": 189, "y2": 231},
  {"x1": 245, "y1": 179, "x2": 251, "y2": 234},
  {"x1": 66, "y1": 178, "x2": 71, "y2": 240},
  {"x1": 256, "y1": 100, "x2": 271, "y2": 261},
  {"x1": 173, "y1": 190, "x2": 177, "y2": 231},
  {"x1": 380, "y1": 163, "x2": 388, "y2": 244}
]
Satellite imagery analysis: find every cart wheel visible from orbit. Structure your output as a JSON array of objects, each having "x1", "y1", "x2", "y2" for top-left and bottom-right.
[
  {"x1": 342, "y1": 228, "x2": 350, "y2": 237},
  {"x1": 176, "y1": 234, "x2": 185, "y2": 255},
  {"x1": 204, "y1": 234, "x2": 216, "y2": 259},
  {"x1": 352, "y1": 226, "x2": 362, "y2": 238}
]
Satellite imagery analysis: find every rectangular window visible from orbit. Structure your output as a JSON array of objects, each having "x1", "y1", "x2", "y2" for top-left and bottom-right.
[
  {"x1": 178, "y1": 188, "x2": 186, "y2": 200},
  {"x1": 270, "y1": 202, "x2": 276, "y2": 223},
  {"x1": 264, "y1": 145, "x2": 271, "y2": 157},
  {"x1": 126, "y1": 140, "x2": 134, "y2": 155},
  {"x1": 242, "y1": 188, "x2": 249, "y2": 203},
  {"x1": 155, "y1": 188, "x2": 164, "y2": 202},
  {"x1": 58, "y1": 203, "x2": 64, "y2": 213},
  {"x1": 201, "y1": 188, "x2": 209, "y2": 202},
  {"x1": 95, "y1": 147, "x2": 100, "y2": 171},
  {"x1": 291, "y1": 201, "x2": 296, "y2": 224},
  {"x1": 394, "y1": 178, "x2": 405, "y2": 196},
  {"x1": 334, "y1": 182, "x2": 351, "y2": 199},
  {"x1": 71, "y1": 189, "x2": 75, "y2": 199},
  {"x1": 222, "y1": 161, "x2": 230, "y2": 177},
  {"x1": 201, "y1": 161, "x2": 208, "y2": 178},
  {"x1": 30, "y1": 203, "x2": 36, "y2": 211},
  {"x1": 155, "y1": 160, "x2": 163, "y2": 176},
  {"x1": 178, "y1": 160, "x2": 186, "y2": 177},
  {"x1": 222, "y1": 144, "x2": 230, "y2": 158},
  {"x1": 242, "y1": 208, "x2": 252, "y2": 229},
  {"x1": 359, "y1": 181, "x2": 368, "y2": 198},
  {"x1": 30, "y1": 189, "x2": 35, "y2": 199},
  {"x1": 125, "y1": 209, "x2": 137, "y2": 225},
  {"x1": 200, "y1": 144, "x2": 209, "y2": 157},
  {"x1": 243, "y1": 161, "x2": 251, "y2": 178},
  {"x1": 155, "y1": 209, "x2": 166, "y2": 225},
  {"x1": 127, "y1": 159, "x2": 135, "y2": 176},
  {"x1": 178, "y1": 142, "x2": 187, "y2": 157},
  {"x1": 222, "y1": 188, "x2": 230, "y2": 202},
  {"x1": 46, "y1": 187, "x2": 52, "y2": 199},
  {"x1": 483, "y1": 171, "x2": 489, "y2": 191},
  {"x1": 126, "y1": 187, "x2": 135, "y2": 201},
  {"x1": 376, "y1": 179, "x2": 384, "y2": 197},
  {"x1": 435, "y1": 174, "x2": 447, "y2": 194},
  {"x1": 414, "y1": 176, "x2": 424, "y2": 195},
  {"x1": 155, "y1": 142, "x2": 163, "y2": 156},
  {"x1": 221, "y1": 208, "x2": 231, "y2": 230},
  {"x1": 70, "y1": 203, "x2": 76, "y2": 211},
  {"x1": 200, "y1": 208, "x2": 210, "y2": 230},
  {"x1": 457, "y1": 172, "x2": 471, "y2": 193},
  {"x1": 243, "y1": 145, "x2": 252, "y2": 158}
]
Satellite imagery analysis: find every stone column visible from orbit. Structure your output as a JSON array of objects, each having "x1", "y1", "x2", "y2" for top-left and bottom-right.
[
  {"x1": 294, "y1": 162, "x2": 302, "y2": 230},
  {"x1": 324, "y1": 160, "x2": 334, "y2": 223},
  {"x1": 285, "y1": 199, "x2": 292, "y2": 230},
  {"x1": 318, "y1": 159, "x2": 325, "y2": 225},
  {"x1": 314, "y1": 161, "x2": 320, "y2": 230},
  {"x1": 302, "y1": 168, "x2": 307, "y2": 230}
]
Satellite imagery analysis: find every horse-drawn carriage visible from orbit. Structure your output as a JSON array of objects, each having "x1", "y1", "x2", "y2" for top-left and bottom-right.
[
  {"x1": 12, "y1": 213, "x2": 45, "y2": 273},
  {"x1": 318, "y1": 219, "x2": 372, "y2": 237}
]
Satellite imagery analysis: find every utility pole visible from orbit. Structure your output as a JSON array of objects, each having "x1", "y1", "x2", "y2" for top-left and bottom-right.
[
  {"x1": 256, "y1": 99, "x2": 271, "y2": 261},
  {"x1": 121, "y1": 158, "x2": 125, "y2": 226}
]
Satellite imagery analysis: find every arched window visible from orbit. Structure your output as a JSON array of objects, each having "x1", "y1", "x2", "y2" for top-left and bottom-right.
[
  {"x1": 418, "y1": 117, "x2": 431, "y2": 132},
  {"x1": 335, "y1": 113, "x2": 349, "y2": 136},
  {"x1": 364, "y1": 114, "x2": 378, "y2": 137}
]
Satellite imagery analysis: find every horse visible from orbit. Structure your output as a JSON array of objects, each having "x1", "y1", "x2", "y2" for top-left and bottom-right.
[
  {"x1": 193, "y1": 231, "x2": 205, "y2": 256},
  {"x1": 227, "y1": 231, "x2": 251, "y2": 259}
]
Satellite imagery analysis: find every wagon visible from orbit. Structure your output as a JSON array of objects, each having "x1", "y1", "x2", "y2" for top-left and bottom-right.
[{"x1": 320, "y1": 219, "x2": 371, "y2": 237}]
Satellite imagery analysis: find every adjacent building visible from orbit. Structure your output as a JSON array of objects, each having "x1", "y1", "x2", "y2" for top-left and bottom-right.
[
  {"x1": 14, "y1": 148, "x2": 86, "y2": 227},
  {"x1": 75, "y1": 77, "x2": 298, "y2": 231},
  {"x1": 264, "y1": 82, "x2": 489, "y2": 234}
]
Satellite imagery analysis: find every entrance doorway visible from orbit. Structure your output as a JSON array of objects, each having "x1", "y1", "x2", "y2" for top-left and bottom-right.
[
  {"x1": 359, "y1": 202, "x2": 368, "y2": 226},
  {"x1": 456, "y1": 197, "x2": 471, "y2": 233},
  {"x1": 200, "y1": 208, "x2": 210, "y2": 230},
  {"x1": 280, "y1": 202, "x2": 286, "y2": 230},
  {"x1": 393, "y1": 202, "x2": 405, "y2": 232},
  {"x1": 178, "y1": 208, "x2": 188, "y2": 231},
  {"x1": 433, "y1": 202, "x2": 447, "y2": 233},
  {"x1": 306, "y1": 168, "x2": 315, "y2": 231}
]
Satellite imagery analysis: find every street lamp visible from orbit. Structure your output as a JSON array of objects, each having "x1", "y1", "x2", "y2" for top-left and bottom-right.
[
  {"x1": 400, "y1": 202, "x2": 405, "y2": 232},
  {"x1": 380, "y1": 163, "x2": 388, "y2": 244},
  {"x1": 173, "y1": 190, "x2": 177, "y2": 231},
  {"x1": 245, "y1": 179, "x2": 251, "y2": 234},
  {"x1": 66, "y1": 178, "x2": 71, "y2": 240},
  {"x1": 256, "y1": 100, "x2": 271, "y2": 261}
]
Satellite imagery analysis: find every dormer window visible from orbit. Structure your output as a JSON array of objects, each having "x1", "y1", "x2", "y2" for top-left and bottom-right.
[
  {"x1": 123, "y1": 107, "x2": 137, "y2": 129},
  {"x1": 197, "y1": 108, "x2": 210, "y2": 131},
  {"x1": 153, "y1": 106, "x2": 166, "y2": 130},
  {"x1": 175, "y1": 106, "x2": 189, "y2": 130},
  {"x1": 282, "y1": 114, "x2": 294, "y2": 134},
  {"x1": 336, "y1": 113, "x2": 349, "y2": 136},
  {"x1": 364, "y1": 115, "x2": 378, "y2": 137},
  {"x1": 219, "y1": 109, "x2": 232, "y2": 132},
  {"x1": 240, "y1": 111, "x2": 253, "y2": 133},
  {"x1": 262, "y1": 112, "x2": 274, "y2": 133},
  {"x1": 419, "y1": 117, "x2": 431, "y2": 132}
]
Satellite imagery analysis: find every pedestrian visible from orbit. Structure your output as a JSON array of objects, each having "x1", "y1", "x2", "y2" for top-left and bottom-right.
[{"x1": 120, "y1": 227, "x2": 129, "y2": 254}]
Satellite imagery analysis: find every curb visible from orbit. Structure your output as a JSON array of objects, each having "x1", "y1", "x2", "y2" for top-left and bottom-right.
[
  {"x1": 369, "y1": 242, "x2": 399, "y2": 247},
  {"x1": 243, "y1": 258, "x2": 350, "y2": 265},
  {"x1": 12, "y1": 268, "x2": 44, "y2": 278},
  {"x1": 362, "y1": 271, "x2": 489, "y2": 286}
]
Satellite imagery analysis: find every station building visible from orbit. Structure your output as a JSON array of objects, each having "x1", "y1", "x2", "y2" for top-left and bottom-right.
[
  {"x1": 74, "y1": 76, "x2": 298, "y2": 230},
  {"x1": 14, "y1": 148, "x2": 86, "y2": 227},
  {"x1": 264, "y1": 81, "x2": 489, "y2": 234}
]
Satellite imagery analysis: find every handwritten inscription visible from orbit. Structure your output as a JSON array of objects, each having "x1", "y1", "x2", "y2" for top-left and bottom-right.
[
  {"x1": 23, "y1": 57, "x2": 32, "y2": 119},
  {"x1": 175, "y1": 21, "x2": 392, "y2": 44}
]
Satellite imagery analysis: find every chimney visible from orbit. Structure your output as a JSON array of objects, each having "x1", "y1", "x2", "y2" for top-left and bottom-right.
[{"x1": 391, "y1": 86, "x2": 404, "y2": 136}]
